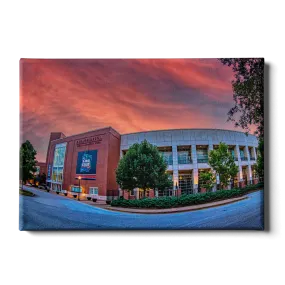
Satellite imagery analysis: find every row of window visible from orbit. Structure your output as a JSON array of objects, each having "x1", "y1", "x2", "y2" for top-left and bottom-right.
[
  {"x1": 168, "y1": 165, "x2": 257, "y2": 186},
  {"x1": 161, "y1": 152, "x2": 256, "y2": 165}
]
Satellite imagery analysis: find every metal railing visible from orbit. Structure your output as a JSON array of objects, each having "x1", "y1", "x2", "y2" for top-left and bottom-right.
[
  {"x1": 162, "y1": 155, "x2": 173, "y2": 165},
  {"x1": 240, "y1": 157, "x2": 248, "y2": 161},
  {"x1": 197, "y1": 157, "x2": 208, "y2": 163},
  {"x1": 181, "y1": 188, "x2": 194, "y2": 195},
  {"x1": 158, "y1": 189, "x2": 175, "y2": 197},
  {"x1": 178, "y1": 155, "x2": 192, "y2": 164}
]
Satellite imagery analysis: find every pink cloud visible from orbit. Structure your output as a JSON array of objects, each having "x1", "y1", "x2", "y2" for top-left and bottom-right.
[{"x1": 20, "y1": 59, "x2": 238, "y2": 161}]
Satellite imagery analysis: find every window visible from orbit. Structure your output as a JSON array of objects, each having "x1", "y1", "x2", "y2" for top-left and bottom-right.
[
  {"x1": 160, "y1": 152, "x2": 173, "y2": 165},
  {"x1": 52, "y1": 167, "x2": 63, "y2": 182},
  {"x1": 178, "y1": 151, "x2": 192, "y2": 164},
  {"x1": 178, "y1": 172, "x2": 193, "y2": 194},
  {"x1": 51, "y1": 143, "x2": 67, "y2": 183},
  {"x1": 34, "y1": 166, "x2": 40, "y2": 175},
  {"x1": 71, "y1": 185, "x2": 82, "y2": 193},
  {"x1": 197, "y1": 147, "x2": 208, "y2": 163},
  {"x1": 52, "y1": 167, "x2": 57, "y2": 181},
  {"x1": 89, "y1": 187, "x2": 98, "y2": 195}
]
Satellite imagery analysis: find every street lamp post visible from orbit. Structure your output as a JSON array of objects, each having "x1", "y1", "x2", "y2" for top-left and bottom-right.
[{"x1": 78, "y1": 176, "x2": 81, "y2": 201}]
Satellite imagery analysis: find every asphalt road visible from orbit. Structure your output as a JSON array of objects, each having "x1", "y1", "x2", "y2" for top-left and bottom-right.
[{"x1": 19, "y1": 186, "x2": 264, "y2": 230}]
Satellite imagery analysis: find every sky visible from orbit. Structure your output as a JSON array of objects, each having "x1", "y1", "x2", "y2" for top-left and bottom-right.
[{"x1": 20, "y1": 58, "x2": 240, "y2": 162}]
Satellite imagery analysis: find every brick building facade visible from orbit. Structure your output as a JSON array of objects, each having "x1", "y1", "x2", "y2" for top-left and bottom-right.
[
  {"x1": 43, "y1": 127, "x2": 258, "y2": 201},
  {"x1": 45, "y1": 127, "x2": 120, "y2": 200}
]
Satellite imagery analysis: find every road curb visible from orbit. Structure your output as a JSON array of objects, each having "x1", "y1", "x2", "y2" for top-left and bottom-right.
[
  {"x1": 23, "y1": 186, "x2": 261, "y2": 214},
  {"x1": 105, "y1": 196, "x2": 248, "y2": 214}
]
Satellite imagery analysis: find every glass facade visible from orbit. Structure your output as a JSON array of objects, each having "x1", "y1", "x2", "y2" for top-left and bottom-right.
[
  {"x1": 178, "y1": 151, "x2": 192, "y2": 164},
  {"x1": 52, "y1": 167, "x2": 64, "y2": 182},
  {"x1": 179, "y1": 172, "x2": 193, "y2": 195},
  {"x1": 51, "y1": 143, "x2": 67, "y2": 187},
  {"x1": 161, "y1": 152, "x2": 173, "y2": 165},
  {"x1": 197, "y1": 148, "x2": 208, "y2": 163}
]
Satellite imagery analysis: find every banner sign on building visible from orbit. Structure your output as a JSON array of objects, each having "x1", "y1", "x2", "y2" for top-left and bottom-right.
[
  {"x1": 76, "y1": 135, "x2": 102, "y2": 147},
  {"x1": 76, "y1": 150, "x2": 97, "y2": 180},
  {"x1": 47, "y1": 164, "x2": 52, "y2": 180}
]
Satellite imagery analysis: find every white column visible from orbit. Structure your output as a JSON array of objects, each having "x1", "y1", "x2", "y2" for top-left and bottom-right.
[
  {"x1": 208, "y1": 144, "x2": 214, "y2": 191},
  {"x1": 238, "y1": 165, "x2": 243, "y2": 183},
  {"x1": 253, "y1": 146, "x2": 257, "y2": 160},
  {"x1": 235, "y1": 144, "x2": 241, "y2": 162},
  {"x1": 135, "y1": 188, "x2": 140, "y2": 199},
  {"x1": 247, "y1": 165, "x2": 252, "y2": 184},
  {"x1": 216, "y1": 174, "x2": 220, "y2": 190},
  {"x1": 208, "y1": 143, "x2": 214, "y2": 162},
  {"x1": 245, "y1": 145, "x2": 250, "y2": 162},
  {"x1": 193, "y1": 169, "x2": 198, "y2": 193},
  {"x1": 172, "y1": 144, "x2": 178, "y2": 190},
  {"x1": 245, "y1": 146, "x2": 252, "y2": 183},
  {"x1": 235, "y1": 144, "x2": 243, "y2": 183},
  {"x1": 191, "y1": 144, "x2": 198, "y2": 193}
]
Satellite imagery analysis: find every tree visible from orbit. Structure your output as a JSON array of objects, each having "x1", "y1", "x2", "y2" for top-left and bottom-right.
[
  {"x1": 34, "y1": 174, "x2": 41, "y2": 185},
  {"x1": 219, "y1": 58, "x2": 264, "y2": 182},
  {"x1": 199, "y1": 171, "x2": 215, "y2": 192},
  {"x1": 116, "y1": 140, "x2": 172, "y2": 198},
  {"x1": 20, "y1": 140, "x2": 37, "y2": 189},
  {"x1": 255, "y1": 139, "x2": 264, "y2": 179},
  {"x1": 40, "y1": 173, "x2": 47, "y2": 184},
  {"x1": 208, "y1": 143, "x2": 239, "y2": 189},
  {"x1": 219, "y1": 58, "x2": 264, "y2": 138},
  {"x1": 34, "y1": 172, "x2": 46, "y2": 185},
  {"x1": 155, "y1": 172, "x2": 173, "y2": 193}
]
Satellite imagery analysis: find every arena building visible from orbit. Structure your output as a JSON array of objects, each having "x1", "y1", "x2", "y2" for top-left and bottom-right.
[{"x1": 45, "y1": 127, "x2": 259, "y2": 200}]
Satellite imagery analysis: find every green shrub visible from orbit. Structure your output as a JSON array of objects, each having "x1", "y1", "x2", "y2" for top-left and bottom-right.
[
  {"x1": 111, "y1": 187, "x2": 258, "y2": 209},
  {"x1": 255, "y1": 182, "x2": 264, "y2": 188}
]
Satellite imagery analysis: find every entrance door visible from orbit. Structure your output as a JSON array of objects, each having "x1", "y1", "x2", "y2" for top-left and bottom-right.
[
  {"x1": 52, "y1": 183, "x2": 62, "y2": 192},
  {"x1": 179, "y1": 172, "x2": 193, "y2": 195}
]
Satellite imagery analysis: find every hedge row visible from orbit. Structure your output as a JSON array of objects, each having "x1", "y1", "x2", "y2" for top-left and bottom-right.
[{"x1": 110, "y1": 183, "x2": 263, "y2": 209}]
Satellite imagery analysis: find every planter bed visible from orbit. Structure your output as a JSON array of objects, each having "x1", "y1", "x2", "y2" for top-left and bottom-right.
[{"x1": 110, "y1": 183, "x2": 263, "y2": 209}]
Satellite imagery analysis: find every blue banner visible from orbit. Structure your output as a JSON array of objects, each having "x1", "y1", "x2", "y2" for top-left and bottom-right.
[
  {"x1": 47, "y1": 164, "x2": 51, "y2": 180},
  {"x1": 76, "y1": 150, "x2": 97, "y2": 176}
]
